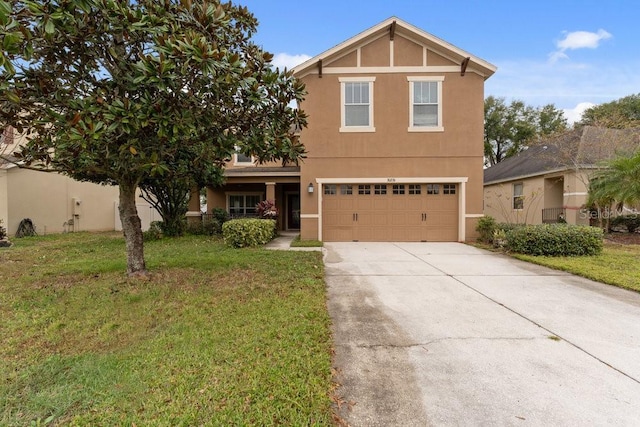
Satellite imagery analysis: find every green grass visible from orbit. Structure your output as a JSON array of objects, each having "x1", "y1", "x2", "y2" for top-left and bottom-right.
[
  {"x1": 512, "y1": 243, "x2": 640, "y2": 292},
  {"x1": 0, "y1": 232, "x2": 333, "y2": 426},
  {"x1": 290, "y1": 235, "x2": 324, "y2": 248}
]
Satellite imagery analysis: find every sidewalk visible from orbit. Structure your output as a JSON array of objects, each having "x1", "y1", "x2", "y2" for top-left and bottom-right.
[{"x1": 264, "y1": 232, "x2": 323, "y2": 252}]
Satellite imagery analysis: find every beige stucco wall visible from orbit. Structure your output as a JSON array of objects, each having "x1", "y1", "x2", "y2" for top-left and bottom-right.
[
  {"x1": 484, "y1": 170, "x2": 592, "y2": 226},
  {"x1": 4, "y1": 166, "x2": 120, "y2": 234},
  {"x1": 0, "y1": 168, "x2": 7, "y2": 230},
  {"x1": 564, "y1": 171, "x2": 591, "y2": 225},
  {"x1": 484, "y1": 177, "x2": 545, "y2": 224}
]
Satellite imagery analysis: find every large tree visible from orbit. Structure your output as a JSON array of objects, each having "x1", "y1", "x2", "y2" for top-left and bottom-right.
[
  {"x1": 0, "y1": 0, "x2": 306, "y2": 275},
  {"x1": 580, "y1": 93, "x2": 640, "y2": 129},
  {"x1": 484, "y1": 96, "x2": 567, "y2": 166}
]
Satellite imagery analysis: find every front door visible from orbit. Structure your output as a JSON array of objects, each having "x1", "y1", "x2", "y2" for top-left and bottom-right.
[{"x1": 287, "y1": 193, "x2": 301, "y2": 230}]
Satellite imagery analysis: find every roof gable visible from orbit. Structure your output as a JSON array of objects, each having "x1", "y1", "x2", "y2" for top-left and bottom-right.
[{"x1": 292, "y1": 17, "x2": 496, "y2": 79}]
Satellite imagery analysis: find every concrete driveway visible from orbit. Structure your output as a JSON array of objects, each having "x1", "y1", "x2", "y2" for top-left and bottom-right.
[{"x1": 325, "y1": 242, "x2": 640, "y2": 426}]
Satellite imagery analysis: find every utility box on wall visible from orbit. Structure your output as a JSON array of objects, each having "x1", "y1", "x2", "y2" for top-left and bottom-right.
[{"x1": 72, "y1": 198, "x2": 83, "y2": 217}]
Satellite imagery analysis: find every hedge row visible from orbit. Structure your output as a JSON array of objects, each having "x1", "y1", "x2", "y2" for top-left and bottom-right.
[
  {"x1": 222, "y1": 218, "x2": 276, "y2": 248},
  {"x1": 506, "y1": 224, "x2": 603, "y2": 256},
  {"x1": 476, "y1": 216, "x2": 603, "y2": 256}
]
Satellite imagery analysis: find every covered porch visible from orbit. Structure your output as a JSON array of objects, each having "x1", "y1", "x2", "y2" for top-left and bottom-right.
[{"x1": 204, "y1": 166, "x2": 301, "y2": 231}]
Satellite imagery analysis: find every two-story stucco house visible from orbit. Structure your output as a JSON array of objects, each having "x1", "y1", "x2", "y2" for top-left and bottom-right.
[{"x1": 205, "y1": 17, "x2": 496, "y2": 242}]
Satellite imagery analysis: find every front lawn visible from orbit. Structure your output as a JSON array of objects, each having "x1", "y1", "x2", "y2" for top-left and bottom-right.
[
  {"x1": 512, "y1": 242, "x2": 640, "y2": 292},
  {"x1": 0, "y1": 233, "x2": 333, "y2": 425}
]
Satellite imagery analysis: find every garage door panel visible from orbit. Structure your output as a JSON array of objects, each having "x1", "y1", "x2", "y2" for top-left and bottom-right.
[{"x1": 323, "y1": 182, "x2": 459, "y2": 242}]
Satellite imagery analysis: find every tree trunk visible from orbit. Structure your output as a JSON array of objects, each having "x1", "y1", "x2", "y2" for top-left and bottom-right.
[{"x1": 118, "y1": 181, "x2": 147, "y2": 276}]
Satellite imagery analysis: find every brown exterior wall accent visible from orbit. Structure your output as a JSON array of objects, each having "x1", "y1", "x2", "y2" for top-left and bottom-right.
[
  {"x1": 394, "y1": 36, "x2": 423, "y2": 66},
  {"x1": 326, "y1": 51, "x2": 357, "y2": 68},
  {"x1": 427, "y1": 50, "x2": 457, "y2": 66},
  {"x1": 360, "y1": 36, "x2": 390, "y2": 66},
  {"x1": 297, "y1": 63, "x2": 486, "y2": 240}
]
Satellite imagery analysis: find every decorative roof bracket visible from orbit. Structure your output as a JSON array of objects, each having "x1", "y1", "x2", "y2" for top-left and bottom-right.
[{"x1": 461, "y1": 56, "x2": 470, "y2": 76}]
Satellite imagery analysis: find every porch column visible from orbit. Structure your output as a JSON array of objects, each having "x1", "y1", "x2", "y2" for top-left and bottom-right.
[
  {"x1": 265, "y1": 182, "x2": 278, "y2": 229},
  {"x1": 186, "y1": 186, "x2": 201, "y2": 225},
  {"x1": 265, "y1": 182, "x2": 276, "y2": 201}
]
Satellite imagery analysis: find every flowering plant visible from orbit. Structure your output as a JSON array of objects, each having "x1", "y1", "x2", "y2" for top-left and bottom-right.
[{"x1": 256, "y1": 200, "x2": 278, "y2": 218}]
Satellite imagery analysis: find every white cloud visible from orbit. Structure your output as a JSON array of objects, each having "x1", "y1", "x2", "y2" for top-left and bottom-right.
[
  {"x1": 271, "y1": 53, "x2": 312, "y2": 70},
  {"x1": 549, "y1": 29, "x2": 612, "y2": 63},
  {"x1": 557, "y1": 29, "x2": 612, "y2": 51},
  {"x1": 563, "y1": 102, "x2": 595, "y2": 125}
]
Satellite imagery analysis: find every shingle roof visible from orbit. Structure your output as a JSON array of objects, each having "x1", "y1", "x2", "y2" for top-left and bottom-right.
[{"x1": 484, "y1": 126, "x2": 640, "y2": 185}]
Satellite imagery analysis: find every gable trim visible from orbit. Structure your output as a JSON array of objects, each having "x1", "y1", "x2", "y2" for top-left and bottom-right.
[
  {"x1": 293, "y1": 17, "x2": 496, "y2": 80},
  {"x1": 305, "y1": 65, "x2": 471, "y2": 76}
]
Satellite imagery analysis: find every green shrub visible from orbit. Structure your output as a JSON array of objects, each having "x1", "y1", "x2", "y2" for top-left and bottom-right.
[
  {"x1": 476, "y1": 216, "x2": 497, "y2": 243},
  {"x1": 0, "y1": 219, "x2": 6, "y2": 240},
  {"x1": 611, "y1": 215, "x2": 640, "y2": 233},
  {"x1": 143, "y1": 221, "x2": 163, "y2": 241},
  {"x1": 498, "y1": 222, "x2": 525, "y2": 234},
  {"x1": 186, "y1": 217, "x2": 221, "y2": 236},
  {"x1": 211, "y1": 208, "x2": 230, "y2": 225},
  {"x1": 506, "y1": 224, "x2": 603, "y2": 256},
  {"x1": 222, "y1": 218, "x2": 276, "y2": 248}
]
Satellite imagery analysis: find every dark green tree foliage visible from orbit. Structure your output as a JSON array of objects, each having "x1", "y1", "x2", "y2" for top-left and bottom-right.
[
  {"x1": 580, "y1": 93, "x2": 640, "y2": 129},
  {"x1": 0, "y1": 0, "x2": 307, "y2": 275},
  {"x1": 484, "y1": 96, "x2": 567, "y2": 166},
  {"x1": 589, "y1": 150, "x2": 640, "y2": 209}
]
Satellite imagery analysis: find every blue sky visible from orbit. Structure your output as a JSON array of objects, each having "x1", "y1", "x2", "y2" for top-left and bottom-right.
[{"x1": 237, "y1": 0, "x2": 639, "y2": 123}]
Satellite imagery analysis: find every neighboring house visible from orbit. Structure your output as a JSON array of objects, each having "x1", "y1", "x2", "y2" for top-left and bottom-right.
[
  {"x1": 0, "y1": 126, "x2": 158, "y2": 236},
  {"x1": 483, "y1": 126, "x2": 640, "y2": 225},
  {"x1": 205, "y1": 17, "x2": 496, "y2": 242}
]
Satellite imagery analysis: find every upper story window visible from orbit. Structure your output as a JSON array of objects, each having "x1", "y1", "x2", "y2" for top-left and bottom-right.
[
  {"x1": 408, "y1": 76, "x2": 444, "y2": 132},
  {"x1": 233, "y1": 146, "x2": 253, "y2": 165},
  {"x1": 339, "y1": 77, "x2": 375, "y2": 133}
]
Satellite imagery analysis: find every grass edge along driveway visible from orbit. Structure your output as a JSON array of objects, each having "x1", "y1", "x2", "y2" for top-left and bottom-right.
[{"x1": 509, "y1": 242, "x2": 640, "y2": 293}]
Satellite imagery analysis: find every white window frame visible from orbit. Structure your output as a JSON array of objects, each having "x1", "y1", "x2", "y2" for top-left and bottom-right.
[
  {"x1": 233, "y1": 146, "x2": 254, "y2": 166},
  {"x1": 339, "y1": 76, "x2": 376, "y2": 133},
  {"x1": 226, "y1": 192, "x2": 264, "y2": 217},
  {"x1": 408, "y1": 76, "x2": 444, "y2": 132},
  {"x1": 513, "y1": 183, "x2": 524, "y2": 210}
]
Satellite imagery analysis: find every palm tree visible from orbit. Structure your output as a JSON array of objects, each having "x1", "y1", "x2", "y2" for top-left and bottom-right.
[{"x1": 588, "y1": 150, "x2": 640, "y2": 228}]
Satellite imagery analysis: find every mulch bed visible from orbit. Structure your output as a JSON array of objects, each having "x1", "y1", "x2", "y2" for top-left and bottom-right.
[{"x1": 605, "y1": 232, "x2": 640, "y2": 245}]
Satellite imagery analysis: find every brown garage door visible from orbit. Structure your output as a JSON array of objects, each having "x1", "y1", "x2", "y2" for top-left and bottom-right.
[{"x1": 322, "y1": 183, "x2": 458, "y2": 242}]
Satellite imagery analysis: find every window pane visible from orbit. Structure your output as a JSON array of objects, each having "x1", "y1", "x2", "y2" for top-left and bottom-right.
[
  {"x1": 374, "y1": 184, "x2": 387, "y2": 195},
  {"x1": 229, "y1": 195, "x2": 243, "y2": 215},
  {"x1": 393, "y1": 185, "x2": 405, "y2": 195},
  {"x1": 444, "y1": 184, "x2": 456, "y2": 195},
  {"x1": 236, "y1": 152, "x2": 251, "y2": 163},
  {"x1": 346, "y1": 105, "x2": 370, "y2": 126},
  {"x1": 359, "y1": 82, "x2": 369, "y2": 103},
  {"x1": 324, "y1": 184, "x2": 337, "y2": 195},
  {"x1": 514, "y1": 184, "x2": 523, "y2": 197},
  {"x1": 427, "y1": 184, "x2": 439, "y2": 195},
  {"x1": 414, "y1": 105, "x2": 438, "y2": 126},
  {"x1": 340, "y1": 185, "x2": 353, "y2": 195},
  {"x1": 358, "y1": 185, "x2": 371, "y2": 195},
  {"x1": 414, "y1": 82, "x2": 437, "y2": 103},
  {"x1": 345, "y1": 83, "x2": 354, "y2": 104},
  {"x1": 409, "y1": 184, "x2": 421, "y2": 195}
]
